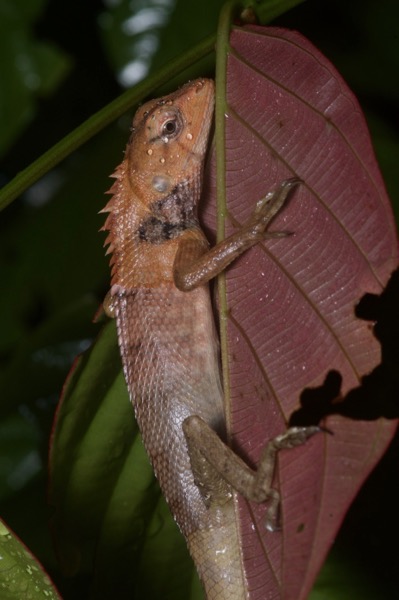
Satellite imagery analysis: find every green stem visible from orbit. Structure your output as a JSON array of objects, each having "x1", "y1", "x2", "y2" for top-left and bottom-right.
[
  {"x1": 0, "y1": 34, "x2": 215, "y2": 212},
  {"x1": 215, "y1": 0, "x2": 249, "y2": 434},
  {"x1": 215, "y1": 0, "x2": 256, "y2": 239}
]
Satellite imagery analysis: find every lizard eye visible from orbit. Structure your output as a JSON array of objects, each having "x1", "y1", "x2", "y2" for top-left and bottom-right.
[
  {"x1": 163, "y1": 120, "x2": 177, "y2": 135},
  {"x1": 160, "y1": 111, "x2": 183, "y2": 141}
]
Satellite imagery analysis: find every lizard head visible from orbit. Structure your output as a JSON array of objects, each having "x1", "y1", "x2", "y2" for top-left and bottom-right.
[
  {"x1": 101, "y1": 79, "x2": 214, "y2": 287},
  {"x1": 125, "y1": 78, "x2": 214, "y2": 206}
]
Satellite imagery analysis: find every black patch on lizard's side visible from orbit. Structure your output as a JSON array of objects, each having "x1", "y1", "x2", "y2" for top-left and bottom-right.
[{"x1": 137, "y1": 181, "x2": 199, "y2": 244}]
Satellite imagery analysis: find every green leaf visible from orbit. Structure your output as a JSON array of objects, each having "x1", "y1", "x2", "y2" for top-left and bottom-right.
[
  {"x1": 0, "y1": 519, "x2": 60, "y2": 600},
  {"x1": 49, "y1": 320, "x2": 201, "y2": 599}
]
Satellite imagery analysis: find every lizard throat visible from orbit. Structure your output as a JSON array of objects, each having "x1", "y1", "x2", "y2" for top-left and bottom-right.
[{"x1": 137, "y1": 179, "x2": 200, "y2": 244}]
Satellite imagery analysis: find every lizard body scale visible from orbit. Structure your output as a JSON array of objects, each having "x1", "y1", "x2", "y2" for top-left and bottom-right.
[{"x1": 102, "y1": 79, "x2": 318, "y2": 599}]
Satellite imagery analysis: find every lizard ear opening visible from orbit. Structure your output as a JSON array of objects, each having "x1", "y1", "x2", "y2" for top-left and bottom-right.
[{"x1": 152, "y1": 175, "x2": 171, "y2": 193}]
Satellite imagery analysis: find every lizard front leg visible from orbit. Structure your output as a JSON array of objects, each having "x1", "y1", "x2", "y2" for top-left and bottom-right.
[
  {"x1": 175, "y1": 178, "x2": 321, "y2": 530},
  {"x1": 174, "y1": 177, "x2": 300, "y2": 291}
]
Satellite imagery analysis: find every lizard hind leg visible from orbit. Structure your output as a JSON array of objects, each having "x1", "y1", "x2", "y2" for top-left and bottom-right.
[{"x1": 183, "y1": 415, "x2": 320, "y2": 530}]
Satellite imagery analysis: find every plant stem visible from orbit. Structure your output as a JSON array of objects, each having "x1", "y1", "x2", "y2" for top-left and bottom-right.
[{"x1": 0, "y1": 34, "x2": 216, "y2": 211}]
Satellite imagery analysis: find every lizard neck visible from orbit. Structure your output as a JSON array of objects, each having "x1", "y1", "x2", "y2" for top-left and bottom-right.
[{"x1": 102, "y1": 160, "x2": 205, "y2": 289}]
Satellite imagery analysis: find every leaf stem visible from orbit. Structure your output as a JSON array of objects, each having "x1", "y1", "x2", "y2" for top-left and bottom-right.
[
  {"x1": 215, "y1": 0, "x2": 248, "y2": 434},
  {"x1": 215, "y1": 1, "x2": 257, "y2": 237},
  {"x1": 214, "y1": 0, "x2": 305, "y2": 428}
]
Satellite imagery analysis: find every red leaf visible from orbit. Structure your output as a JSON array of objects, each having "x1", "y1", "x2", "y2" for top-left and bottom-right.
[{"x1": 203, "y1": 26, "x2": 398, "y2": 600}]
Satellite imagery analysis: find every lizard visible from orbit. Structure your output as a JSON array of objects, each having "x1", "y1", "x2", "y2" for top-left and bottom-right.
[{"x1": 101, "y1": 78, "x2": 319, "y2": 599}]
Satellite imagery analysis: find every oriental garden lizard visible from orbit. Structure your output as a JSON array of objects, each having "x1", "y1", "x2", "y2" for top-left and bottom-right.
[{"x1": 102, "y1": 78, "x2": 319, "y2": 599}]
